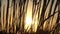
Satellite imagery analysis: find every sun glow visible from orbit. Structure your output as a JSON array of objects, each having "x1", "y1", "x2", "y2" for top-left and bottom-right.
[
  {"x1": 25, "y1": 14, "x2": 32, "y2": 31},
  {"x1": 25, "y1": 16, "x2": 32, "y2": 25},
  {"x1": 24, "y1": 0, "x2": 32, "y2": 31},
  {"x1": 24, "y1": 0, "x2": 38, "y2": 32}
]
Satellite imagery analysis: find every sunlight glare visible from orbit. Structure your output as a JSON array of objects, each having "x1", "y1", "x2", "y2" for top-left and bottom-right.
[
  {"x1": 25, "y1": 16, "x2": 32, "y2": 25},
  {"x1": 24, "y1": 0, "x2": 32, "y2": 31}
]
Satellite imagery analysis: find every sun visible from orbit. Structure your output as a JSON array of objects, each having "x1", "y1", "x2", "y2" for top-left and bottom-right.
[
  {"x1": 24, "y1": 10, "x2": 32, "y2": 31},
  {"x1": 24, "y1": 14, "x2": 32, "y2": 31},
  {"x1": 25, "y1": 16, "x2": 32, "y2": 25}
]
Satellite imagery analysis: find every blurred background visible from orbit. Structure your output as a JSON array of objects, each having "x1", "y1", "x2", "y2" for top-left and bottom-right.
[{"x1": 0, "y1": 0, "x2": 60, "y2": 34}]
